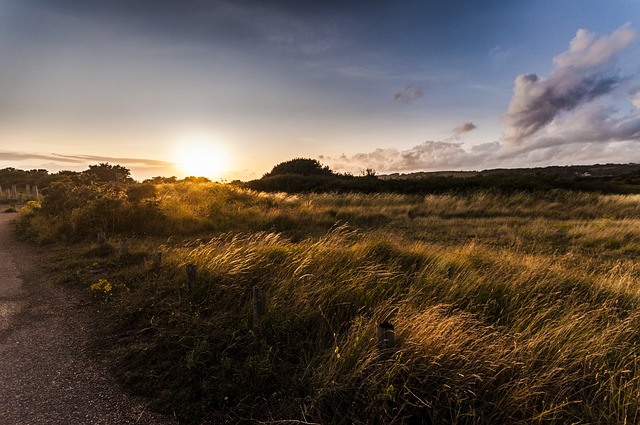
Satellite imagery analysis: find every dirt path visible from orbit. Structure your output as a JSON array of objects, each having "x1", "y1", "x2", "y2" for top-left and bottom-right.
[{"x1": 0, "y1": 212, "x2": 180, "y2": 424}]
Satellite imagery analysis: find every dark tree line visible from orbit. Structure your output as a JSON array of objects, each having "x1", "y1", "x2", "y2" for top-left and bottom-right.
[
  {"x1": 0, "y1": 163, "x2": 135, "y2": 189},
  {"x1": 245, "y1": 158, "x2": 640, "y2": 195}
]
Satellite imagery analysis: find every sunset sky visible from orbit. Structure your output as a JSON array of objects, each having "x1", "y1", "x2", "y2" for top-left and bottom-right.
[{"x1": 1, "y1": 0, "x2": 640, "y2": 181}]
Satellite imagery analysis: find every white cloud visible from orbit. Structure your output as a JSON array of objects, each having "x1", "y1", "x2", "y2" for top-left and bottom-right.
[
  {"x1": 553, "y1": 24, "x2": 636, "y2": 70},
  {"x1": 325, "y1": 140, "x2": 499, "y2": 173},
  {"x1": 503, "y1": 23, "x2": 637, "y2": 146},
  {"x1": 633, "y1": 91, "x2": 640, "y2": 109}
]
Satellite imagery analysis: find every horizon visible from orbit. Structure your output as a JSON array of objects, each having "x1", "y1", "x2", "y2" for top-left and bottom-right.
[
  {"x1": 2, "y1": 1, "x2": 640, "y2": 181},
  {"x1": 4, "y1": 159, "x2": 640, "y2": 185}
]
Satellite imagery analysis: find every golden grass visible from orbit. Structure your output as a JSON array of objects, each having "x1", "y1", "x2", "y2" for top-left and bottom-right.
[{"x1": 21, "y1": 183, "x2": 640, "y2": 423}]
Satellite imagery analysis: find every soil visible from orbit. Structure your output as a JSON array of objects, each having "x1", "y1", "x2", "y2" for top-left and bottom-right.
[{"x1": 0, "y1": 211, "x2": 181, "y2": 424}]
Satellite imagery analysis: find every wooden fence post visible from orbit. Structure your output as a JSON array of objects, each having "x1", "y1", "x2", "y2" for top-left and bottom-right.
[
  {"x1": 97, "y1": 232, "x2": 107, "y2": 245},
  {"x1": 185, "y1": 264, "x2": 197, "y2": 290},
  {"x1": 118, "y1": 239, "x2": 128, "y2": 256},
  {"x1": 33, "y1": 186, "x2": 39, "y2": 201},
  {"x1": 377, "y1": 321, "x2": 395, "y2": 350},
  {"x1": 152, "y1": 252, "x2": 162, "y2": 268},
  {"x1": 11, "y1": 185, "x2": 17, "y2": 199},
  {"x1": 252, "y1": 286, "x2": 266, "y2": 326}
]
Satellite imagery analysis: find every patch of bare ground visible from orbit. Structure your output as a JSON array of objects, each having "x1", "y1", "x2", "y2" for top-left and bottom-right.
[{"x1": 0, "y1": 212, "x2": 183, "y2": 424}]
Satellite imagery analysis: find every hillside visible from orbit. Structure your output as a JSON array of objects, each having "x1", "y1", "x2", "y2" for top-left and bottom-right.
[
  {"x1": 380, "y1": 163, "x2": 640, "y2": 179},
  {"x1": 245, "y1": 160, "x2": 640, "y2": 194}
]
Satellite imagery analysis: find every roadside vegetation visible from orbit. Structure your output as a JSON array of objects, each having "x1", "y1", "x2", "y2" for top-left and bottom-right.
[{"x1": 13, "y1": 161, "x2": 640, "y2": 424}]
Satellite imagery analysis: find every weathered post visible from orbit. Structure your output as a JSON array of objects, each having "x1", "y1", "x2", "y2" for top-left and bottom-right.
[
  {"x1": 25, "y1": 185, "x2": 31, "y2": 199},
  {"x1": 33, "y1": 186, "x2": 39, "y2": 201},
  {"x1": 377, "y1": 321, "x2": 395, "y2": 350},
  {"x1": 97, "y1": 232, "x2": 107, "y2": 245},
  {"x1": 252, "y1": 286, "x2": 266, "y2": 326},
  {"x1": 0, "y1": 185, "x2": 3, "y2": 199},
  {"x1": 185, "y1": 263, "x2": 197, "y2": 290},
  {"x1": 152, "y1": 252, "x2": 162, "y2": 268},
  {"x1": 118, "y1": 239, "x2": 128, "y2": 256},
  {"x1": 11, "y1": 185, "x2": 17, "y2": 199}
]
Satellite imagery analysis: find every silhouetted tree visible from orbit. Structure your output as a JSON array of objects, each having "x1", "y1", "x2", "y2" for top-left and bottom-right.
[
  {"x1": 264, "y1": 158, "x2": 334, "y2": 177},
  {"x1": 144, "y1": 176, "x2": 178, "y2": 184},
  {"x1": 83, "y1": 163, "x2": 133, "y2": 184}
]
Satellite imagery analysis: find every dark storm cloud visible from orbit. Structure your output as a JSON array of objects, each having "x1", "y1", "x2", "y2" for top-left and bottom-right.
[{"x1": 503, "y1": 24, "x2": 636, "y2": 145}]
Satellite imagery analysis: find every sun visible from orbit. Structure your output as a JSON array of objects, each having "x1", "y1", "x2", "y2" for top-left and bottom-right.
[{"x1": 176, "y1": 139, "x2": 229, "y2": 179}]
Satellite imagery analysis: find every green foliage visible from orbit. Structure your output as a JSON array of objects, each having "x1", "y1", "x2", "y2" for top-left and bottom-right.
[
  {"x1": 245, "y1": 160, "x2": 640, "y2": 194},
  {"x1": 0, "y1": 167, "x2": 67, "y2": 189},
  {"x1": 84, "y1": 163, "x2": 134, "y2": 184},
  {"x1": 143, "y1": 176, "x2": 178, "y2": 184},
  {"x1": 20, "y1": 176, "x2": 165, "y2": 241},
  {"x1": 264, "y1": 157, "x2": 334, "y2": 177}
]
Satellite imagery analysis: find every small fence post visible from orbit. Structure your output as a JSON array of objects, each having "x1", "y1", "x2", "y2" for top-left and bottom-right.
[
  {"x1": 97, "y1": 232, "x2": 107, "y2": 245},
  {"x1": 118, "y1": 239, "x2": 128, "y2": 256},
  {"x1": 252, "y1": 286, "x2": 266, "y2": 326},
  {"x1": 185, "y1": 264, "x2": 197, "y2": 290},
  {"x1": 152, "y1": 252, "x2": 162, "y2": 268},
  {"x1": 33, "y1": 186, "x2": 39, "y2": 201},
  {"x1": 377, "y1": 321, "x2": 395, "y2": 350}
]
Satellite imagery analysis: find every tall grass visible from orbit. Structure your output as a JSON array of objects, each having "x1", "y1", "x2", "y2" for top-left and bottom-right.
[{"x1": 17, "y1": 183, "x2": 640, "y2": 423}]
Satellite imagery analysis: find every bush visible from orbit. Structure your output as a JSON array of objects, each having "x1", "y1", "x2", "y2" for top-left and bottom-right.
[{"x1": 21, "y1": 180, "x2": 167, "y2": 242}]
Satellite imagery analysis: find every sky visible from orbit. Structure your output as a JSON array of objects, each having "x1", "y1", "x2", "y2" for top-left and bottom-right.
[{"x1": 1, "y1": 0, "x2": 640, "y2": 181}]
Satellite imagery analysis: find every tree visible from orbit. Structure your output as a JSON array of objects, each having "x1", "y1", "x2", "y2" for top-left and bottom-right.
[
  {"x1": 83, "y1": 163, "x2": 133, "y2": 184},
  {"x1": 144, "y1": 176, "x2": 178, "y2": 184},
  {"x1": 264, "y1": 158, "x2": 334, "y2": 177},
  {"x1": 361, "y1": 168, "x2": 377, "y2": 177}
]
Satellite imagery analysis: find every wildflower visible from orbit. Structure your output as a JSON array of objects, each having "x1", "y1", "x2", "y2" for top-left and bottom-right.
[{"x1": 90, "y1": 278, "x2": 113, "y2": 294}]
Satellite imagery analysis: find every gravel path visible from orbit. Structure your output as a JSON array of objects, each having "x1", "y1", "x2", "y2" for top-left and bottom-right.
[{"x1": 0, "y1": 211, "x2": 181, "y2": 424}]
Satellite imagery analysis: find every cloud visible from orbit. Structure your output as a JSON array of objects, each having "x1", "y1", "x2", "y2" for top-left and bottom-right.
[
  {"x1": 393, "y1": 85, "x2": 424, "y2": 104},
  {"x1": 325, "y1": 139, "x2": 500, "y2": 173},
  {"x1": 452, "y1": 122, "x2": 477, "y2": 138},
  {"x1": 489, "y1": 45, "x2": 516, "y2": 66},
  {"x1": 0, "y1": 151, "x2": 174, "y2": 168},
  {"x1": 0, "y1": 150, "x2": 181, "y2": 181},
  {"x1": 633, "y1": 91, "x2": 640, "y2": 109},
  {"x1": 503, "y1": 24, "x2": 637, "y2": 145},
  {"x1": 553, "y1": 25, "x2": 636, "y2": 70},
  {"x1": 51, "y1": 154, "x2": 175, "y2": 167},
  {"x1": 327, "y1": 25, "x2": 640, "y2": 176},
  {"x1": 0, "y1": 151, "x2": 83, "y2": 164}
]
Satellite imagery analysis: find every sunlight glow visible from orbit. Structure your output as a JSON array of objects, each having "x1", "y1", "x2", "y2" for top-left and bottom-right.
[{"x1": 175, "y1": 137, "x2": 229, "y2": 180}]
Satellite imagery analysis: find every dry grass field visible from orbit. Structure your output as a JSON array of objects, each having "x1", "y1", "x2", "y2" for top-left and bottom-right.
[{"x1": 17, "y1": 182, "x2": 640, "y2": 424}]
